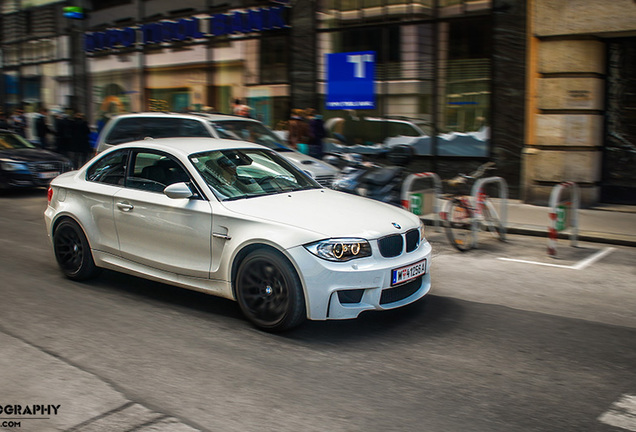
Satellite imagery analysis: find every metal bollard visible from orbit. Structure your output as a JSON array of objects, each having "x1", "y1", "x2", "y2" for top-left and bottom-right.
[
  {"x1": 548, "y1": 182, "x2": 579, "y2": 257},
  {"x1": 401, "y1": 172, "x2": 443, "y2": 231},
  {"x1": 469, "y1": 176, "x2": 508, "y2": 247}
]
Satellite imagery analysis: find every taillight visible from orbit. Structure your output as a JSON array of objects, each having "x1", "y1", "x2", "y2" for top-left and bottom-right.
[{"x1": 47, "y1": 187, "x2": 53, "y2": 204}]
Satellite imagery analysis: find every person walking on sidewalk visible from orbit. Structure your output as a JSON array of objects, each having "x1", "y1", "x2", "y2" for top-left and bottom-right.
[
  {"x1": 9, "y1": 108, "x2": 27, "y2": 137},
  {"x1": 54, "y1": 111, "x2": 73, "y2": 156},
  {"x1": 305, "y1": 107, "x2": 325, "y2": 159},
  {"x1": 69, "y1": 112, "x2": 92, "y2": 168},
  {"x1": 287, "y1": 109, "x2": 311, "y2": 153},
  {"x1": 35, "y1": 107, "x2": 53, "y2": 149}
]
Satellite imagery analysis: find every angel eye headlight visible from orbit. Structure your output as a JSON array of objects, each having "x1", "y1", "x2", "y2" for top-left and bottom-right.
[{"x1": 304, "y1": 238, "x2": 372, "y2": 262}]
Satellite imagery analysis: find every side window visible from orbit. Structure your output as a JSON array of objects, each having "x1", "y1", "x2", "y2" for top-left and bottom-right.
[
  {"x1": 105, "y1": 117, "x2": 212, "y2": 146},
  {"x1": 86, "y1": 150, "x2": 128, "y2": 185},
  {"x1": 144, "y1": 118, "x2": 180, "y2": 139},
  {"x1": 104, "y1": 119, "x2": 144, "y2": 144},
  {"x1": 127, "y1": 151, "x2": 192, "y2": 193},
  {"x1": 180, "y1": 119, "x2": 211, "y2": 137}
]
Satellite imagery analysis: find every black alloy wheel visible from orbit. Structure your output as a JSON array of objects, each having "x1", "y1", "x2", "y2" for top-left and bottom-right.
[
  {"x1": 235, "y1": 249, "x2": 306, "y2": 332},
  {"x1": 53, "y1": 219, "x2": 99, "y2": 281}
]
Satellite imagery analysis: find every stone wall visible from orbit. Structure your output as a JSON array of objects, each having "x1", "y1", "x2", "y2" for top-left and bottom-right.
[
  {"x1": 524, "y1": 38, "x2": 605, "y2": 205},
  {"x1": 534, "y1": 0, "x2": 636, "y2": 37},
  {"x1": 525, "y1": 0, "x2": 636, "y2": 206}
]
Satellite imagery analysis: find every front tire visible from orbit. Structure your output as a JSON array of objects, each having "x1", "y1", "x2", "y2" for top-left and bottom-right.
[
  {"x1": 53, "y1": 219, "x2": 99, "y2": 281},
  {"x1": 235, "y1": 249, "x2": 306, "y2": 332},
  {"x1": 444, "y1": 198, "x2": 475, "y2": 252}
]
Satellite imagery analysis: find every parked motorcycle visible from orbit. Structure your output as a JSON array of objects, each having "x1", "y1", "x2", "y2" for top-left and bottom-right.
[{"x1": 324, "y1": 145, "x2": 413, "y2": 207}]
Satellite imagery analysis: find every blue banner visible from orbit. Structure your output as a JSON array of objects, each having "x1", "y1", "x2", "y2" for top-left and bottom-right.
[{"x1": 326, "y1": 51, "x2": 376, "y2": 110}]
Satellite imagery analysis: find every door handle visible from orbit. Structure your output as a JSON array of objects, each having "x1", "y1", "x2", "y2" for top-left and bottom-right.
[{"x1": 117, "y1": 202, "x2": 134, "y2": 212}]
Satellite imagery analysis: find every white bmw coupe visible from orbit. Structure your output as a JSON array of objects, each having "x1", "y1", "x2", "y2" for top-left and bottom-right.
[{"x1": 45, "y1": 138, "x2": 432, "y2": 331}]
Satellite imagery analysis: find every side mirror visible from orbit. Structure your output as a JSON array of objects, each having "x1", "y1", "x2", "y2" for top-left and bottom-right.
[{"x1": 164, "y1": 182, "x2": 193, "y2": 199}]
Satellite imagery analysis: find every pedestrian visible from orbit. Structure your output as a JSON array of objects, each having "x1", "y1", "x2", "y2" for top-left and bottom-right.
[
  {"x1": 232, "y1": 99, "x2": 251, "y2": 117},
  {"x1": 54, "y1": 111, "x2": 73, "y2": 156},
  {"x1": 237, "y1": 104, "x2": 252, "y2": 117},
  {"x1": 35, "y1": 107, "x2": 53, "y2": 149},
  {"x1": 9, "y1": 108, "x2": 26, "y2": 137},
  {"x1": 69, "y1": 112, "x2": 92, "y2": 168},
  {"x1": 305, "y1": 108, "x2": 326, "y2": 159},
  {"x1": 232, "y1": 99, "x2": 243, "y2": 115},
  {"x1": 287, "y1": 109, "x2": 311, "y2": 152}
]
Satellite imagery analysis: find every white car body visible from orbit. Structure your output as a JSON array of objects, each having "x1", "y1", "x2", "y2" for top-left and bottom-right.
[
  {"x1": 96, "y1": 112, "x2": 339, "y2": 186},
  {"x1": 45, "y1": 138, "x2": 431, "y2": 330}
]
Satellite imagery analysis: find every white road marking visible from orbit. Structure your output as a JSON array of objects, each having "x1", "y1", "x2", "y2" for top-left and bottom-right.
[
  {"x1": 598, "y1": 394, "x2": 636, "y2": 431},
  {"x1": 497, "y1": 247, "x2": 615, "y2": 270},
  {"x1": 572, "y1": 247, "x2": 616, "y2": 270}
]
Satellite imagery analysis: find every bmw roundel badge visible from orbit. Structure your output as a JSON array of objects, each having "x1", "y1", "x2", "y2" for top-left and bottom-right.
[{"x1": 392, "y1": 222, "x2": 401, "y2": 229}]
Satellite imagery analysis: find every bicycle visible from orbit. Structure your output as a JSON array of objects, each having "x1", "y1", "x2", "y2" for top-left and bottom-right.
[{"x1": 441, "y1": 162, "x2": 505, "y2": 252}]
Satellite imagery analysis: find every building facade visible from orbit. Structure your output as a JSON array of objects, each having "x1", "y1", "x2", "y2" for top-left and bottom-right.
[
  {"x1": 525, "y1": 0, "x2": 636, "y2": 205},
  {"x1": 0, "y1": 1, "x2": 79, "y2": 117},
  {"x1": 2, "y1": 0, "x2": 634, "y2": 205}
]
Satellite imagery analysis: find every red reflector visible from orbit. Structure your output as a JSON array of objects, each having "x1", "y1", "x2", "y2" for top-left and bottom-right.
[{"x1": 47, "y1": 187, "x2": 53, "y2": 203}]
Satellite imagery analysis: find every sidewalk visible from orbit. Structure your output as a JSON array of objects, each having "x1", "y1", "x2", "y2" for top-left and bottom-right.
[
  {"x1": 0, "y1": 330, "x2": 200, "y2": 431},
  {"x1": 422, "y1": 199, "x2": 636, "y2": 247}
]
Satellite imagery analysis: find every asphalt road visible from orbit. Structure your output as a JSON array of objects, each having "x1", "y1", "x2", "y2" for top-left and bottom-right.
[{"x1": 1, "y1": 188, "x2": 635, "y2": 432}]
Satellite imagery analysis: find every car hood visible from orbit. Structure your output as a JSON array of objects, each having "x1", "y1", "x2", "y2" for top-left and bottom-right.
[
  {"x1": 222, "y1": 188, "x2": 419, "y2": 239},
  {"x1": 0, "y1": 148, "x2": 70, "y2": 163},
  {"x1": 280, "y1": 152, "x2": 339, "y2": 177}
]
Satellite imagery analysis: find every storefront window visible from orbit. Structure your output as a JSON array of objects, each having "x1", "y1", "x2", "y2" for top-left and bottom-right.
[
  {"x1": 91, "y1": 71, "x2": 137, "y2": 129},
  {"x1": 318, "y1": 5, "x2": 490, "y2": 157},
  {"x1": 443, "y1": 18, "x2": 491, "y2": 142}
]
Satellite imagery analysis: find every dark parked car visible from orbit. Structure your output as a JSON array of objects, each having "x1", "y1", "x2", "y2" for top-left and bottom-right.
[{"x1": 0, "y1": 129, "x2": 74, "y2": 189}]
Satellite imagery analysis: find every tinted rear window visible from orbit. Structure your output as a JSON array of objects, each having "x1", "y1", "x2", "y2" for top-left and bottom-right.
[{"x1": 105, "y1": 117, "x2": 212, "y2": 144}]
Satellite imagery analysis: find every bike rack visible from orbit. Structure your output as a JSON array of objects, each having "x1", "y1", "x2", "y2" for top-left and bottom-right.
[
  {"x1": 547, "y1": 181, "x2": 579, "y2": 257},
  {"x1": 469, "y1": 176, "x2": 508, "y2": 247},
  {"x1": 401, "y1": 172, "x2": 443, "y2": 231}
]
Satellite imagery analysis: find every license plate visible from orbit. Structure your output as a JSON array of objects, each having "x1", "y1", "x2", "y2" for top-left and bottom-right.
[
  {"x1": 391, "y1": 259, "x2": 427, "y2": 286},
  {"x1": 38, "y1": 171, "x2": 60, "y2": 179}
]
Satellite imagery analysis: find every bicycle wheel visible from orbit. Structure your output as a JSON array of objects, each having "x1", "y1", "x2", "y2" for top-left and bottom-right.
[
  {"x1": 482, "y1": 199, "x2": 506, "y2": 241},
  {"x1": 444, "y1": 198, "x2": 474, "y2": 252}
]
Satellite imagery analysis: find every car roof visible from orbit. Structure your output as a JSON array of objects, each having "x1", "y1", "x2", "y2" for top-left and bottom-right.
[
  {"x1": 108, "y1": 112, "x2": 258, "y2": 123},
  {"x1": 108, "y1": 137, "x2": 268, "y2": 157}
]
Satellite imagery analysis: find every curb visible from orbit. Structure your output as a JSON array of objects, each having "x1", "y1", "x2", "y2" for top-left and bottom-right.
[{"x1": 422, "y1": 218, "x2": 636, "y2": 248}]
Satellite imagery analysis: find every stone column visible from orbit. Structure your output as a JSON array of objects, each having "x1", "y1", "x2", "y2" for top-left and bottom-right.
[
  {"x1": 524, "y1": 39, "x2": 604, "y2": 206},
  {"x1": 289, "y1": 0, "x2": 318, "y2": 111}
]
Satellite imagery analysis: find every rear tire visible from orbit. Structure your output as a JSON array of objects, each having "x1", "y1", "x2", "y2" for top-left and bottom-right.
[
  {"x1": 53, "y1": 219, "x2": 100, "y2": 281},
  {"x1": 444, "y1": 198, "x2": 474, "y2": 252},
  {"x1": 235, "y1": 249, "x2": 306, "y2": 332}
]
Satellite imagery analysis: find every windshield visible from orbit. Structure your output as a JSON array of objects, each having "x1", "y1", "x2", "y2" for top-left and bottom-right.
[
  {"x1": 209, "y1": 120, "x2": 292, "y2": 152},
  {"x1": 190, "y1": 148, "x2": 320, "y2": 201},
  {"x1": 0, "y1": 132, "x2": 37, "y2": 150}
]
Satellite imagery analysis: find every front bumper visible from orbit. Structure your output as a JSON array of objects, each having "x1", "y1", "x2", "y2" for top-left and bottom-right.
[{"x1": 287, "y1": 239, "x2": 432, "y2": 321}]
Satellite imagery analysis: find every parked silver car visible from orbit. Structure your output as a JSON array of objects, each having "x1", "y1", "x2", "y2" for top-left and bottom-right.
[{"x1": 96, "y1": 112, "x2": 339, "y2": 186}]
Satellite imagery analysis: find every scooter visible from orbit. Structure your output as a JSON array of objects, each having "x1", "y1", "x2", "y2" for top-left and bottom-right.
[{"x1": 324, "y1": 145, "x2": 413, "y2": 207}]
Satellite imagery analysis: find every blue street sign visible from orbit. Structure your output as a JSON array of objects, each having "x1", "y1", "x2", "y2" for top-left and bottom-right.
[{"x1": 326, "y1": 51, "x2": 376, "y2": 110}]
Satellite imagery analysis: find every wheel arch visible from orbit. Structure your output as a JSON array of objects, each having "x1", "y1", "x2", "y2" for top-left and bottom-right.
[
  {"x1": 230, "y1": 243, "x2": 308, "y2": 316},
  {"x1": 51, "y1": 214, "x2": 85, "y2": 238}
]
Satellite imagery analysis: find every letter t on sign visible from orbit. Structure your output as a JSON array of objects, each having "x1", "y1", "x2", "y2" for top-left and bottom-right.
[{"x1": 347, "y1": 54, "x2": 374, "y2": 78}]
